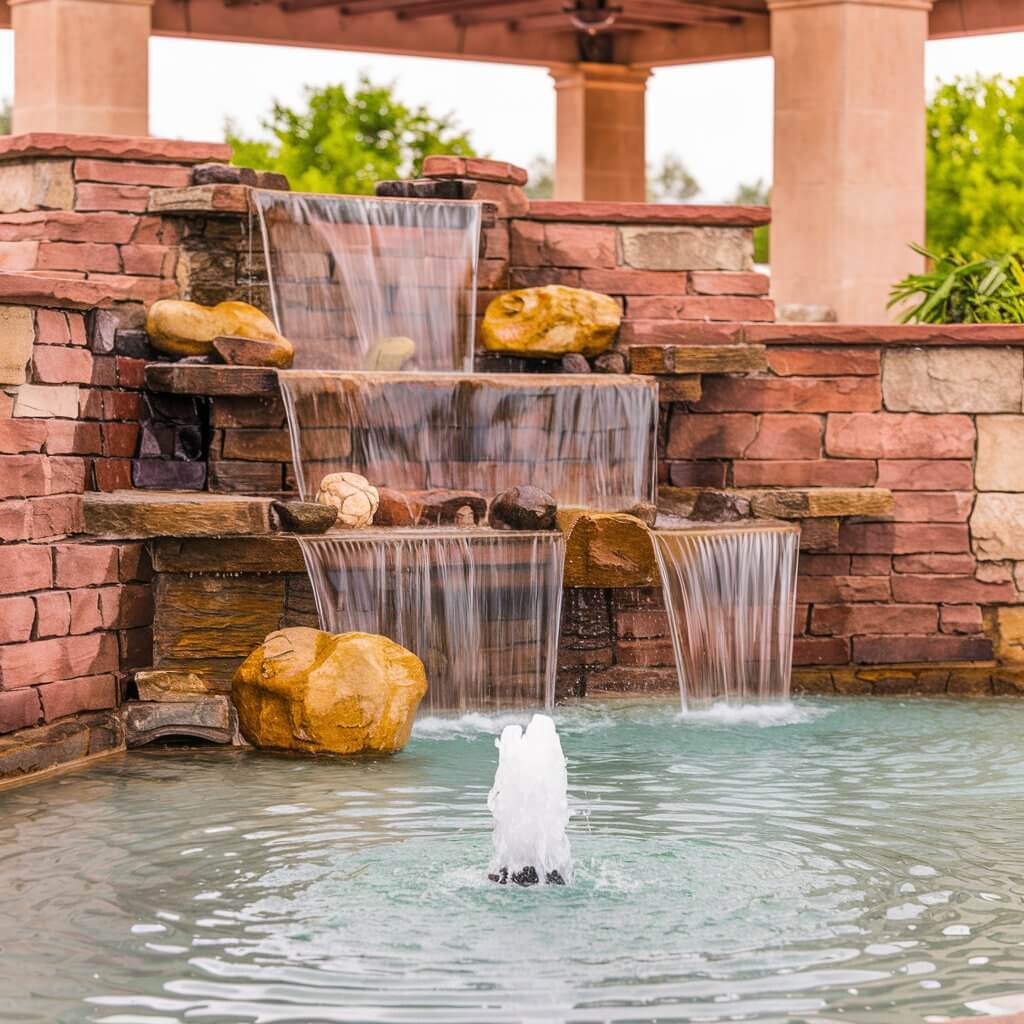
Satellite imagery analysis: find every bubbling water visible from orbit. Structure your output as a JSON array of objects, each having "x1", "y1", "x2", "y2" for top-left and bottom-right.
[{"x1": 487, "y1": 713, "x2": 572, "y2": 886}]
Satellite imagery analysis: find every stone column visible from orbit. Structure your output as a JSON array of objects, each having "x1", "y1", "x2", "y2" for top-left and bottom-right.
[
  {"x1": 769, "y1": 0, "x2": 931, "y2": 322},
  {"x1": 550, "y1": 63, "x2": 650, "y2": 202},
  {"x1": 10, "y1": 0, "x2": 153, "y2": 135}
]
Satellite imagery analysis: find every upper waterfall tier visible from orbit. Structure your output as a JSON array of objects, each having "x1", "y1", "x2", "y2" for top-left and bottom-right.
[
  {"x1": 277, "y1": 370, "x2": 659, "y2": 510},
  {"x1": 251, "y1": 190, "x2": 481, "y2": 371}
]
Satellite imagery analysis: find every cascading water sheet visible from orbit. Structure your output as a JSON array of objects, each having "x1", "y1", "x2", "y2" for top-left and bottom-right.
[
  {"x1": 251, "y1": 190, "x2": 480, "y2": 371},
  {"x1": 298, "y1": 529, "x2": 564, "y2": 712},
  {"x1": 653, "y1": 523, "x2": 800, "y2": 708},
  {"x1": 278, "y1": 370, "x2": 658, "y2": 509}
]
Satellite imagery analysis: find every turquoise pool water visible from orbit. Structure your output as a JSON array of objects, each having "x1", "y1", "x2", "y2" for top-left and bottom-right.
[{"x1": 2, "y1": 698, "x2": 1024, "y2": 1023}]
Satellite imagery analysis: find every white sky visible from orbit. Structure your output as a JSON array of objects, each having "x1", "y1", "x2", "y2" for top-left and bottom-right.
[{"x1": 2, "y1": 28, "x2": 1024, "y2": 200}]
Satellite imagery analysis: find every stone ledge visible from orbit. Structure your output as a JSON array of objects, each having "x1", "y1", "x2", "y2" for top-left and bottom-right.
[
  {"x1": 0, "y1": 271, "x2": 175, "y2": 309},
  {"x1": 793, "y1": 663, "x2": 1024, "y2": 697},
  {"x1": 658, "y1": 486, "x2": 894, "y2": 520},
  {"x1": 147, "y1": 183, "x2": 251, "y2": 216},
  {"x1": 84, "y1": 491, "x2": 276, "y2": 539},
  {"x1": 146, "y1": 363, "x2": 277, "y2": 395},
  {"x1": 121, "y1": 697, "x2": 240, "y2": 747},
  {"x1": 629, "y1": 344, "x2": 767, "y2": 375},
  {"x1": 0, "y1": 133, "x2": 231, "y2": 165},
  {"x1": 526, "y1": 201, "x2": 771, "y2": 227},
  {"x1": 0, "y1": 711, "x2": 124, "y2": 783}
]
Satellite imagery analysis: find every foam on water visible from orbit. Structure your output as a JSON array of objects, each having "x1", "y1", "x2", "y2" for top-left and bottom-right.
[
  {"x1": 678, "y1": 700, "x2": 828, "y2": 728},
  {"x1": 488, "y1": 714, "x2": 573, "y2": 885}
]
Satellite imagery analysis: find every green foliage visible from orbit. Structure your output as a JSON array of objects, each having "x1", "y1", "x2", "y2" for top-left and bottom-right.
[
  {"x1": 226, "y1": 75, "x2": 475, "y2": 195},
  {"x1": 524, "y1": 155, "x2": 554, "y2": 199},
  {"x1": 0, "y1": 98, "x2": 11, "y2": 135},
  {"x1": 889, "y1": 244, "x2": 1024, "y2": 323},
  {"x1": 647, "y1": 154, "x2": 699, "y2": 203},
  {"x1": 927, "y1": 74, "x2": 1024, "y2": 256},
  {"x1": 732, "y1": 178, "x2": 770, "y2": 264}
]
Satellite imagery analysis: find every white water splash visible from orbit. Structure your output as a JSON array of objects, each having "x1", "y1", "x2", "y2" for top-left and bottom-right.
[
  {"x1": 678, "y1": 701, "x2": 826, "y2": 728},
  {"x1": 487, "y1": 714, "x2": 572, "y2": 886}
]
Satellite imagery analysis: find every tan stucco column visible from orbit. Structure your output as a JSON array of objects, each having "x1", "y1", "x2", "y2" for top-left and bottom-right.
[
  {"x1": 770, "y1": 0, "x2": 930, "y2": 322},
  {"x1": 550, "y1": 64, "x2": 650, "y2": 202},
  {"x1": 11, "y1": 0, "x2": 153, "y2": 135}
]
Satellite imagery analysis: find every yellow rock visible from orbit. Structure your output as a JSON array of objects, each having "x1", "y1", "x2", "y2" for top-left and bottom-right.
[
  {"x1": 365, "y1": 336, "x2": 416, "y2": 370},
  {"x1": 481, "y1": 285, "x2": 621, "y2": 358},
  {"x1": 145, "y1": 299, "x2": 289, "y2": 359},
  {"x1": 232, "y1": 627, "x2": 428, "y2": 756}
]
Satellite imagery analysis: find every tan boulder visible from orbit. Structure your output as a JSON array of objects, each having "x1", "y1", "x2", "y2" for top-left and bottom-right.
[
  {"x1": 232, "y1": 627, "x2": 428, "y2": 756},
  {"x1": 481, "y1": 285, "x2": 620, "y2": 358},
  {"x1": 316, "y1": 472, "x2": 379, "y2": 527},
  {"x1": 557, "y1": 509, "x2": 658, "y2": 588},
  {"x1": 146, "y1": 299, "x2": 290, "y2": 360}
]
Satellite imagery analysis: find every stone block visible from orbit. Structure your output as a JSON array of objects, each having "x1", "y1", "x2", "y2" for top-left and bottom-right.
[
  {"x1": 882, "y1": 348, "x2": 1022, "y2": 412},
  {"x1": 84, "y1": 491, "x2": 274, "y2": 538},
  {"x1": 134, "y1": 669, "x2": 221, "y2": 701},
  {"x1": 619, "y1": 226, "x2": 753, "y2": 272},
  {"x1": 0, "y1": 305, "x2": 35, "y2": 385},
  {"x1": 972, "y1": 493, "x2": 1024, "y2": 560},
  {"x1": 976, "y1": 417, "x2": 1024, "y2": 491},
  {"x1": 558, "y1": 510, "x2": 657, "y2": 588},
  {"x1": 0, "y1": 159, "x2": 74, "y2": 213},
  {"x1": 826, "y1": 412, "x2": 974, "y2": 458},
  {"x1": 11, "y1": 384, "x2": 80, "y2": 419},
  {"x1": 122, "y1": 696, "x2": 238, "y2": 747},
  {"x1": 0, "y1": 632, "x2": 118, "y2": 688}
]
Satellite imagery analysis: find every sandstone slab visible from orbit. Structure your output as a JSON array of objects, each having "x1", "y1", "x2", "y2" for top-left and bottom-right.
[
  {"x1": 134, "y1": 670, "x2": 218, "y2": 701},
  {"x1": 619, "y1": 226, "x2": 753, "y2": 272},
  {"x1": 975, "y1": 416, "x2": 1024, "y2": 491},
  {"x1": 882, "y1": 347, "x2": 1023, "y2": 412},
  {"x1": 0, "y1": 159, "x2": 74, "y2": 214},
  {"x1": 0, "y1": 305, "x2": 35, "y2": 385},
  {"x1": 11, "y1": 384, "x2": 79, "y2": 419},
  {"x1": 232, "y1": 628, "x2": 427, "y2": 756},
  {"x1": 971, "y1": 493, "x2": 1024, "y2": 560},
  {"x1": 84, "y1": 491, "x2": 275, "y2": 538}
]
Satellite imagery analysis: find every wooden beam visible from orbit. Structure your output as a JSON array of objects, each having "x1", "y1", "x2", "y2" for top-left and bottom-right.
[
  {"x1": 455, "y1": 2, "x2": 556, "y2": 26},
  {"x1": 397, "y1": 0, "x2": 550, "y2": 17}
]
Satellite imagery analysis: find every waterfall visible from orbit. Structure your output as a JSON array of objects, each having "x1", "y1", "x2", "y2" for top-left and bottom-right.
[
  {"x1": 298, "y1": 530, "x2": 564, "y2": 713},
  {"x1": 653, "y1": 524, "x2": 800, "y2": 709},
  {"x1": 251, "y1": 190, "x2": 480, "y2": 371},
  {"x1": 277, "y1": 370, "x2": 658, "y2": 509}
]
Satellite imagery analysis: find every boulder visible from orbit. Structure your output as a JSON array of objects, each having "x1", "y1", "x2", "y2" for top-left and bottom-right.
[
  {"x1": 375, "y1": 487, "x2": 416, "y2": 526},
  {"x1": 364, "y1": 336, "x2": 416, "y2": 371},
  {"x1": 145, "y1": 299, "x2": 288, "y2": 360},
  {"x1": 213, "y1": 333, "x2": 294, "y2": 369},
  {"x1": 271, "y1": 499, "x2": 338, "y2": 533},
  {"x1": 315, "y1": 472, "x2": 379, "y2": 528},
  {"x1": 481, "y1": 285, "x2": 621, "y2": 359},
  {"x1": 490, "y1": 485, "x2": 557, "y2": 531},
  {"x1": 557, "y1": 510, "x2": 658, "y2": 588},
  {"x1": 232, "y1": 628, "x2": 428, "y2": 756}
]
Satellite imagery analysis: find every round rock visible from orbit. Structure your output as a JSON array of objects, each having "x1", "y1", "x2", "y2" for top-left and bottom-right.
[{"x1": 489, "y1": 485, "x2": 557, "y2": 531}]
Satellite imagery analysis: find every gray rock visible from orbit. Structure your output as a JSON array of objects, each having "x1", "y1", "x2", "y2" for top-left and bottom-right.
[
  {"x1": 191, "y1": 163, "x2": 290, "y2": 191},
  {"x1": 594, "y1": 351, "x2": 626, "y2": 374},
  {"x1": 375, "y1": 178, "x2": 477, "y2": 200},
  {"x1": 113, "y1": 328, "x2": 152, "y2": 359},
  {"x1": 131, "y1": 459, "x2": 208, "y2": 490},
  {"x1": 490, "y1": 485, "x2": 557, "y2": 531},
  {"x1": 560, "y1": 353, "x2": 591, "y2": 374},
  {"x1": 121, "y1": 697, "x2": 240, "y2": 747},
  {"x1": 272, "y1": 500, "x2": 338, "y2": 533},
  {"x1": 690, "y1": 490, "x2": 751, "y2": 523}
]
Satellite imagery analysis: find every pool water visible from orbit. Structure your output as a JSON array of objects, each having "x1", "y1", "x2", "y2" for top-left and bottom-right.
[{"x1": 3, "y1": 697, "x2": 1024, "y2": 1023}]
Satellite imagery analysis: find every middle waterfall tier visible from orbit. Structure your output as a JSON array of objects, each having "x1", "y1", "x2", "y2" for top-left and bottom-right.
[
  {"x1": 299, "y1": 529, "x2": 565, "y2": 713},
  {"x1": 278, "y1": 370, "x2": 659, "y2": 510}
]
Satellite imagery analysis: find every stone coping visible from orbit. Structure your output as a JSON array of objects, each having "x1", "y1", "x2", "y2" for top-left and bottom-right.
[
  {"x1": 84, "y1": 491, "x2": 278, "y2": 538},
  {"x1": 630, "y1": 321, "x2": 1024, "y2": 346},
  {"x1": 793, "y1": 663, "x2": 1024, "y2": 697},
  {"x1": 658, "y1": 485, "x2": 895, "y2": 520},
  {"x1": 0, "y1": 272, "x2": 174, "y2": 309},
  {"x1": 0, "y1": 132, "x2": 231, "y2": 165},
  {"x1": 628, "y1": 344, "x2": 767, "y2": 374},
  {"x1": 526, "y1": 200, "x2": 771, "y2": 227}
]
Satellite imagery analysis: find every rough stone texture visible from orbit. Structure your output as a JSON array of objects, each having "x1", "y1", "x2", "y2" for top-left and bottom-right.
[
  {"x1": 375, "y1": 487, "x2": 416, "y2": 526},
  {"x1": 271, "y1": 500, "x2": 338, "y2": 533},
  {"x1": 134, "y1": 669, "x2": 216, "y2": 701},
  {"x1": 559, "y1": 510, "x2": 657, "y2": 588},
  {"x1": 629, "y1": 344, "x2": 767, "y2": 376},
  {"x1": 481, "y1": 285, "x2": 621, "y2": 358},
  {"x1": 212, "y1": 334, "x2": 295, "y2": 369},
  {"x1": 986, "y1": 607, "x2": 1024, "y2": 664},
  {"x1": 593, "y1": 351, "x2": 626, "y2": 374},
  {"x1": 0, "y1": 711, "x2": 123, "y2": 780},
  {"x1": 0, "y1": 304, "x2": 35, "y2": 385},
  {"x1": 560, "y1": 353, "x2": 590, "y2": 374},
  {"x1": 975, "y1": 416, "x2": 1024, "y2": 491},
  {"x1": 882, "y1": 348, "x2": 1023, "y2": 412},
  {"x1": 232, "y1": 628, "x2": 427, "y2": 756},
  {"x1": 972, "y1": 493, "x2": 1024, "y2": 561},
  {"x1": 489, "y1": 485, "x2": 557, "y2": 531},
  {"x1": 121, "y1": 696, "x2": 238, "y2": 746},
  {"x1": 619, "y1": 226, "x2": 753, "y2": 271},
  {"x1": 0, "y1": 159, "x2": 74, "y2": 214},
  {"x1": 84, "y1": 491, "x2": 274, "y2": 538},
  {"x1": 315, "y1": 472, "x2": 379, "y2": 528}
]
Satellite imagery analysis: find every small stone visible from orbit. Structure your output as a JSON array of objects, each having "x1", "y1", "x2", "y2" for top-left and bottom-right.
[
  {"x1": 560, "y1": 353, "x2": 591, "y2": 374},
  {"x1": 316, "y1": 472, "x2": 379, "y2": 528},
  {"x1": 481, "y1": 285, "x2": 621, "y2": 358},
  {"x1": 375, "y1": 178, "x2": 477, "y2": 200},
  {"x1": 409, "y1": 489, "x2": 488, "y2": 525},
  {"x1": 364, "y1": 336, "x2": 416, "y2": 371},
  {"x1": 213, "y1": 333, "x2": 295, "y2": 369},
  {"x1": 272, "y1": 500, "x2": 338, "y2": 533},
  {"x1": 622, "y1": 501, "x2": 657, "y2": 527},
  {"x1": 490, "y1": 485, "x2": 557, "y2": 531},
  {"x1": 594, "y1": 351, "x2": 627, "y2": 374},
  {"x1": 191, "y1": 163, "x2": 290, "y2": 191},
  {"x1": 232, "y1": 627, "x2": 427, "y2": 756},
  {"x1": 375, "y1": 487, "x2": 416, "y2": 526},
  {"x1": 131, "y1": 459, "x2": 208, "y2": 490},
  {"x1": 135, "y1": 670, "x2": 216, "y2": 702},
  {"x1": 454, "y1": 505, "x2": 476, "y2": 527},
  {"x1": 690, "y1": 491, "x2": 751, "y2": 522}
]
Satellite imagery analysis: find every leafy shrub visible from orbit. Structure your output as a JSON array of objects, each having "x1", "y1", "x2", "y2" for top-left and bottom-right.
[{"x1": 889, "y1": 244, "x2": 1024, "y2": 323}]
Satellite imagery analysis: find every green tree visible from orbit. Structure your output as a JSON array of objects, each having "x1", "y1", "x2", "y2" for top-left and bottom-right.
[
  {"x1": 927, "y1": 74, "x2": 1024, "y2": 255},
  {"x1": 732, "y1": 178, "x2": 771, "y2": 264},
  {"x1": 227, "y1": 75, "x2": 476, "y2": 194},
  {"x1": 647, "y1": 153, "x2": 699, "y2": 203},
  {"x1": 0, "y1": 99, "x2": 11, "y2": 135},
  {"x1": 524, "y1": 155, "x2": 554, "y2": 199}
]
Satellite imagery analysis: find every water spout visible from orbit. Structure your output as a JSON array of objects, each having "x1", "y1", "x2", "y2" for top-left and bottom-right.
[{"x1": 487, "y1": 713, "x2": 572, "y2": 886}]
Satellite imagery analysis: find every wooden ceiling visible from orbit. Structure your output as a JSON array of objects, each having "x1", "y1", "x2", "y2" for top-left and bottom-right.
[{"x1": 262, "y1": 0, "x2": 770, "y2": 34}]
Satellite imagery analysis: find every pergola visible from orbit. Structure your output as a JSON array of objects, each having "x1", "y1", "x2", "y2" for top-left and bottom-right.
[{"x1": 3, "y1": 0, "x2": 1023, "y2": 320}]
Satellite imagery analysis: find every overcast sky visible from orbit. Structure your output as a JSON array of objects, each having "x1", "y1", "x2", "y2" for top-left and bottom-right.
[{"x1": 2, "y1": 28, "x2": 1024, "y2": 200}]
